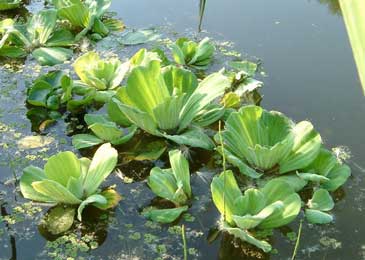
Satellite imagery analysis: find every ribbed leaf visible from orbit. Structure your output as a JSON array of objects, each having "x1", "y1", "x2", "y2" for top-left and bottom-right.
[
  {"x1": 280, "y1": 121, "x2": 322, "y2": 173},
  {"x1": 27, "y1": 9, "x2": 57, "y2": 44},
  {"x1": 321, "y1": 163, "x2": 351, "y2": 191},
  {"x1": 179, "y1": 71, "x2": 229, "y2": 131},
  {"x1": 32, "y1": 47, "x2": 73, "y2": 66},
  {"x1": 32, "y1": 179, "x2": 82, "y2": 204},
  {"x1": 148, "y1": 167, "x2": 178, "y2": 203},
  {"x1": 20, "y1": 166, "x2": 55, "y2": 202},
  {"x1": 169, "y1": 149, "x2": 191, "y2": 198},
  {"x1": 162, "y1": 127, "x2": 215, "y2": 150},
  {"x1": 83, "y1": 143, "x2": 118, "y2": 196},
  {"x1": 211, "y1": 170, "x2": 242, "y2": 225},
  {"x1": 44, "y1": 151, "x2": 81, "y2": 187}
]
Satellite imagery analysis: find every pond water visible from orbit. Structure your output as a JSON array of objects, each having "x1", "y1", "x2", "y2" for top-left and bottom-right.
[{"x1": 1, "y1": 0, "x2": 365, "y2": 259}]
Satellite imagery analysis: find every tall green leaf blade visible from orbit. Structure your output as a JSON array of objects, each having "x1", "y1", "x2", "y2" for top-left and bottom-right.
[
  {"x1": 339, "y1": 0, "x2": 365, "y2": 93},
  {"x1": 148, "y1": 167, "x2": 178, "y2": 203}
]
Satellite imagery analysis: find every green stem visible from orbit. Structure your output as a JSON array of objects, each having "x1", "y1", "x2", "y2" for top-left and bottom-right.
[
  {"x1": 182, "y1": 225, "x2": 187, "y2": 260},
  {"x1": 291, "y1": 220, "x2": 303, "y2": 260}
]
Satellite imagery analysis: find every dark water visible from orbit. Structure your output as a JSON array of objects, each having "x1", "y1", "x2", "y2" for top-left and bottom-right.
[{"x1": 1, "y1": 0, "x2": 365, "y2": 259}]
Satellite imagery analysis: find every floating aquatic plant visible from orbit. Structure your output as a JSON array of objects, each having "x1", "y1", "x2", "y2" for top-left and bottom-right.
[
  {"x1": 143, "y1": 150, "x2": 192, "y2": 223},
  {"x1": 73, "y1": 51, "x2": 129, "y2": 90},
  {"x1": 211, "y1": 170, "x2": 301, "y2": 252},
  {"x1": 0, "y1": 0, "x2": 21, "y2": 11},
  {"x1": 72, "y1": 113, "x2": 137, "y2": 149},
  {"x1": 221, "y1": 60, "x2": 263, "y2": 109},
  {"x1": 0, "y1": 9, "x2": 74, "y2": 65},
  {"x1": 26, "y1": 70, "x2": 73, "y2": 131},
  {"x1": 20, "y1": 143, "x2": 121, "y2": 225},
  {"x1": 109, "y1": 58, "x2": 230, "y2": 150},
  {"x1": 216, "y1": 105, "x2": 322, "y2": 178},
  {"x1": 171, "y1": 37, "x2": 215, "y2": 70},
  {"x1": 52, "y1": 0, "x2": 124, "y2": 41}
]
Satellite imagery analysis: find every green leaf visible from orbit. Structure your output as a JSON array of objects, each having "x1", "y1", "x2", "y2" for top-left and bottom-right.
[
  {"x1": 44, "y1": 151, "x2": 81, "y2": 187},
  {"x1": 162, "y1": 127, "x2": 215, "y2": 150},
  {"x1": 73, "y1": 52, "x2": 127, "y2": 90},
  {"x1": 32, "y1": 179, "x2": 82, "y2": 204},
  {"x1": 148, "y1": 167, "x2": 178, "y2": 203},
  {"x1": 272, "y1": 175, "x2": 308, "y2": 192},
  {"x1": 83, "y1": 143, "x2": 118, "y2": 196},
  {"x1": 66, "y1": 177, "x2": 84, "y2": 199},
  {"x1": 77, "y1": 194, "x2": 107, "y2": 221},
  {"x1": 258, "y1": 193, "x2": 301, "y2": 229},
  {"x1": 32, "y1": 47, "x2": 73, "y2": 66},
  {"x1": 222, "y1": 222, "x2": 272, "y2": 253},
  {"x1": 42, "y1": 206, "x2": 75, "y2": 235},
  {"x1": 56, "y1": 2, "x2": 90, "y2": 28},
  {"x1": 111, "y1": 125, "x2": 137, "y2": 145},
  {"x1": 211, "y1": 170, "x2": 242, "y2": 225},
  {"x1": 119, "y1": 29, "x2": 160, "y2": 45},
  {"x1": 169, "y1": 150, "x2": 191, "y2": 198},
  {"x1": 0, "y1": 0, "x2": 21, "y2": 11},
  {"x1": 142, "y1": 206, "x2": 188, "y2": 223},
  {"x1": 20, "y1": 166, "x2": 55, "y2": 202},
  {"x1": 107, "y1": 99, "x2": 132, "y2": 126},
  {"x1": 28, "y1": 9, "x2": 57, "y2": 45},
  {"x1": 305, "y1": 209, "x2": 333, "y2": 224},
  {"x1": 280, "y1": 121, "x2": 322, "y2": 173},
  {"x1": 27, "y1": 81, "x2": 53, "y2": 107},
  {"x1": 321, "y1": 163, "x2": 351, "y2": 191},
  {"x1": 298, "y1": 172, "x2": 330, "y2": 183},
  {"x1": 72, "y1": 134, "x2": 103, "y2": 149},
  {"x1": 179, "y1": 71, "x2": 229, "y2": 131},
  {"x1": 308, "y1": 189, "x2": 334, "y2": 211},
  {"x1": 89, "y1": 122, "x2": 123, "y2": 141},
  {"x1": 46, "y1": 29, "x2": 74, "y2": 47},
  {"x1": 0, "y1": 46, "x2": 26, "y2": 58}
]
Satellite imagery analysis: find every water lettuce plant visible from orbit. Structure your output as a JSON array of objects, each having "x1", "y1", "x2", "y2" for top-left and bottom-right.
[
  {"x1": 221, "y1": 60, "x2": 263, "y2": 109},
  {"x1": 72, "y1": 114, "x2": 137, "y2": 149},
  {"x1": 143, "y1": 149, "x2": 191, "y2": 223},
  {"x1": 0, "y1": 0, "x2": 21, "y2": 10},
  {"x1": 211, "y1": 170, "x2": 301, "y2": 252},
  {"x1": 217, "y1": 105, "x2": 322, "y2": 178},
  {"x1": 52, "y1": 0, "x2": 124, "y2": 40},
  {"x1": 20, "y1": 143, "x2": 121, "y2": 223},
  {"x1": 0, "y1": 9, "x2": 74, "y2": 65},
  {"x1": 73, "y1": 51, "x2": 129, "y2": 90},
  {"x1": 109, "y1": 59, "x2": 230, "y2": 150},
  {"x1": 171, "y1": 37, "x2": 215, "y2": 70}
]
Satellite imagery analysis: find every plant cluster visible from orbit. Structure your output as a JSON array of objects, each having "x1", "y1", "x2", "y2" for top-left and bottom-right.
[
  {"x1": 16, "y1": 19, "x2": 351, "y2": 255},
  {"x1": 0, "y1": 0, "x2": 124, "y2": 65}
]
